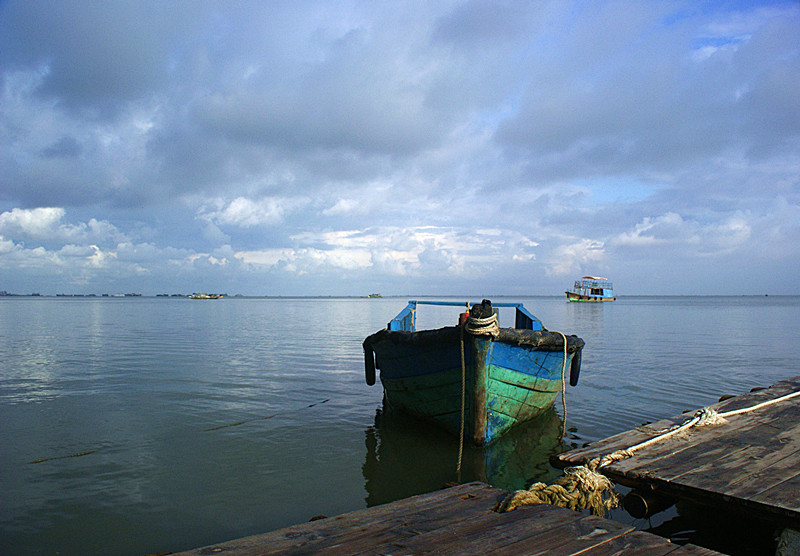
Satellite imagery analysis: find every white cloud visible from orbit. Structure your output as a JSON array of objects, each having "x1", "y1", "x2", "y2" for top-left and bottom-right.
[
  {"x1": 0, "y1": 207, "x2": 125, "y2": 245},
  {"x1": 0, "y1": 207, "x2": 65, "y2": 239},
  {"x1": 545, "y1": 239, "x2": 606, "y2": 277},
  {"x1": 234, "y1": 226, "x2": 542, "y2": 279},
  {"x1": 198, "y1": 196, "x2": 309, "y2": 228}
]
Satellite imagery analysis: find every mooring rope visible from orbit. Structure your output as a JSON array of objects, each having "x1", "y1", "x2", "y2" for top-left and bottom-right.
[
  {"x1": 457, "y1": 323, "x2": 466, "y2": 482},
  {"x1": 498, "y1": 386, "x2": 800, "y2": 516},
  {"x1": 553, "y1": 330, "x2": 568, "y2": 439},
  {"x1": 29, "y1": 450, "x2": 96, "y2": 465}
]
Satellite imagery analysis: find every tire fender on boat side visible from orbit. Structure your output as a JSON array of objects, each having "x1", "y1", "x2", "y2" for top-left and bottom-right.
[
  {"x1": 364, "y1": 344, "x2": 376, "y2": 386},
  {"x1": 569, "y1": 349, "x2": 581, "y2": 386}
]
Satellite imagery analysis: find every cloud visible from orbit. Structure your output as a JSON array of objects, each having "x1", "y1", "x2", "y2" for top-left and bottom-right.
[
  {"x1": 199, "y1": 197, "x2": 295, "y2": 228},
  {"x1": 610, "y1": 211, "x2": 753, "y2": 257},
  {"x1": 40, "y1": 136, "x2": 82, "y2": 159},
  {"x1": 235, "y1": 226, "x2": 542, "y2": 281},
  {"x1": 545, "y1": 238, "x2": 606, "y2": 277},
  {"x1": 0, "y1": 1, "x2": 798, "y2": 295},
  {"x1": 0, "y1": 207, "x2": 124, "y2": 246},
  {"x1": 0, "y1": 207, "x2": 66, "y2": 239}
]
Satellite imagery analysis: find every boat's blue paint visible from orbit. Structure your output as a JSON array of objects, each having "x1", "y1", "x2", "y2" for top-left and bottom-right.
[
  {"x1": 488, "y1": 340, "x2": 560, "y2": 379},
  {"x1": 388, "y1": 300, "x2": 543, "y2": 332}
]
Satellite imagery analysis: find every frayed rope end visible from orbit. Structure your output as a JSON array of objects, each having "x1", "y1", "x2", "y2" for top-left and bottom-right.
[{"x1": 496, "y1": 465, "x2": 620, "y2": 516}]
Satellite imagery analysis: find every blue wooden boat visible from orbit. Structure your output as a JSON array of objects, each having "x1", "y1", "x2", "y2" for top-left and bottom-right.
[
  {"x1": 363, "y1": 299, "x2": 584, "y2": 446},
  {"x1": 565, "y1": 276, "x2": 615, "y2": 302}
]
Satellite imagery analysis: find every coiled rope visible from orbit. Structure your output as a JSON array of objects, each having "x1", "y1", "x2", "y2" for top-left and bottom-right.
[
  {"x1": 465, "y1": 313, "x2": 500, "y2": 337},
  {"x1": 498, "y1": 387, "x2": 800, "y2": 516}
]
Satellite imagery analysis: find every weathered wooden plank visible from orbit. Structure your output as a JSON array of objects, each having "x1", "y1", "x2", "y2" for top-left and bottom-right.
[
  {"x1": 553, "y1": 414, "x2": 689, "y2": 468},
  {"x1": 175, "y1": 482, "x2": 724, "y2": 556},
  {"x1": 669, "y1": 544, "x2": 731, "y2": 555},
  {"x1": 572, "y1": 530, "x2": 682, "y2": 556},
  {"x1": 616, "y1": 405, "x2": 800, "y2": 483},
  {"x1": 369, "y1": 503, "x2": 578, "y2": 555},
  {"x1": 487, "y1": 513, "x2": 635, "y2": 555},
  {"x1": 592, "y1": 389, "x2": 800, "y2": 490},
  {"x1": 175, "y1": 483, "x2": 502, "y2": 556},
  {"x1": 315, "y1": 488, "x2": 517, "y2": 554},
  {"x1": 552, "y1": 376, "x2": 800, "y2": 530},
  {"x1": 556, "y1": 377, "x2": 800, "y2": 472},
  {"x1": 667, "y1": 413, "x2": 800, "y2": 497},
  {"x1": 726, "y1": 449, "x2": 800, "y2": 502},
  {"x1": 751, "y1": 468, "x2": 800, "y2": 515}
]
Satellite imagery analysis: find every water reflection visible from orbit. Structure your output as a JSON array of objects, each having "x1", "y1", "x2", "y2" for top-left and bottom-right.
[{"x1": 362, "y1": 407, "x2": 568, "y2": 507}]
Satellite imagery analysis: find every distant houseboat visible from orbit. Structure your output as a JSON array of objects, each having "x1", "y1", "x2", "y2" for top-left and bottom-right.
[
  {"x1": 190, "y1": 293, "x2": 223, "y2": 299},
  {"x1": 565, "y1": 276, "x2": 615, "y2": 302}
]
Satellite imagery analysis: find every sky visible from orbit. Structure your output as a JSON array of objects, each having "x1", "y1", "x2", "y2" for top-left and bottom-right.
[{"x1": 1, "y1": 1, "x2": 798, "y2": 296}]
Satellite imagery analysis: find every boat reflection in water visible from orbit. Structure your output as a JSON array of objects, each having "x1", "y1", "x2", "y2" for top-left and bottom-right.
[{"x1": 362, "y1": 406, "x2": 568, "y2": 507}]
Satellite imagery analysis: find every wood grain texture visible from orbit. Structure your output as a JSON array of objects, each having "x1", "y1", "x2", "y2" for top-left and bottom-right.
[
  {"x1": 554, "y1": 376, "x2": 800, "y2": 527},
  {"x1": 174, "y1": 482, "x2": 719, "y2": 555}
]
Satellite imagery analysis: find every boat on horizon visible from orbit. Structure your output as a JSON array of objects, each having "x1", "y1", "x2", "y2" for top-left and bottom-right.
[
  {"x1": 362, "y1": 299, "x2": 584, "y2": 446},
  {"x1": 189, "y1": 293, "x2": 223, "y2": 299},
  {"x1": 565, "y1": 276, "x2": 615, "y2": 302}
]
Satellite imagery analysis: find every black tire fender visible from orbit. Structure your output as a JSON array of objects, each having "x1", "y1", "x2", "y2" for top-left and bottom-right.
[
  {"x1": 569, "y1": 349, "x2": 581, "y2": 386},
  {"x1": 364, "y1": 344, "x2": 376, "y2": 386}
]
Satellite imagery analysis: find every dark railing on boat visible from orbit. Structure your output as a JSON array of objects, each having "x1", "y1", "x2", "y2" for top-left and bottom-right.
[{"x1": 387, "y1": 300, "x2": 543, "y2": 332}]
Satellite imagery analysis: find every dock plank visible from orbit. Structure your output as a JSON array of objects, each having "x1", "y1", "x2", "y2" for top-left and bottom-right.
[
  {"x1": 619, "y1": 404, "x2": 800, "y2": 484},
  {"x1": 553, "y1": 376, "x2": 800, "y2": 528},
  {"x1": 571, "y1": 530, "x2": 684, "y2": 556},
  {"x1": 484, "y1": 513, "x2": 635, "y2": 555},
  {"x1": 175, "y1": 483, "x2": 720, "y2": 556}
]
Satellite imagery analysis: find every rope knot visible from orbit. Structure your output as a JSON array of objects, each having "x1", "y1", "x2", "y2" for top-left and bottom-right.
[{"x1": 695, "y1": 407, "x2": 727, "y2": 426}]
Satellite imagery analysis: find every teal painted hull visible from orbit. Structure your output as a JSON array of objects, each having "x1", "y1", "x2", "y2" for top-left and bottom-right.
[{"x1": 364, "y1": 326, "x2": 583, "y2": 445}]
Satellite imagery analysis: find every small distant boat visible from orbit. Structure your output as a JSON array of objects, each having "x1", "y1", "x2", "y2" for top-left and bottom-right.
[
  {"x1": 565, "y1": 276, "x2": 615, "y2": 302},
  {"x1": 190, "y1": 293, "x2": 223, "y2": 299},
  {"x1": 363, "y1": 299, "x2": 585, "y2": 446}
]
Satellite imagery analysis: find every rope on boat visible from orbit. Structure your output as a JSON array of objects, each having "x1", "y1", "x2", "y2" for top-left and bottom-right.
[
  {"x1": 457, "y1": 323, "x2": 466, "y2": 481},
  {"x1": 497, "y1": 387, "x2": 800, "y2": 517},
  {"x1": 454, "y1": 309, "x2": 572, "y2": 480},
  {"x1": 465, "y1": 313, "x2": 499, "y2": 337},
  {"x1": 554, "y1": 331, "x2": 568, "y2": 439},
  {"x1": 455, "y1": 308, "x2": 499, "y2": 479}
]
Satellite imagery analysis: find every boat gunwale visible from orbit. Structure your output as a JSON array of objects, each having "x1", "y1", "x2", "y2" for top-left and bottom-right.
[{"x1": 363, "y1": 326, "x2": 584, "y2": 353}]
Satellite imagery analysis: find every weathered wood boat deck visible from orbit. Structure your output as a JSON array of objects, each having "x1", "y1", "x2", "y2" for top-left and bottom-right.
[
  {"x1": 553, "y1": 375, "x2": 800, "y2": 528},
  {"x1": 176, "y1": 482, "x2": 719, "y2": 555}
]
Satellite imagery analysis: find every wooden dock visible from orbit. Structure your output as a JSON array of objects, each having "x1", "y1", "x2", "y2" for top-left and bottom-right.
[
  {"x1": 553, "y1": 375, "x2": 800, "y2": 529},
  {"x1": 175, "y1": 481, "x2": 720, "y2": 555}
]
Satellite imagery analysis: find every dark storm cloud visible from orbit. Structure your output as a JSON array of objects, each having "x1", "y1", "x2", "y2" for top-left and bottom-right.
[{"x1": 0, "y1": 1, "x2": 188, "y2": 118}]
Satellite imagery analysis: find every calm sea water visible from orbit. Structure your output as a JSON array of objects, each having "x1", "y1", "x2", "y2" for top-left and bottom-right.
[{"x1": 1, "y1": 295, "x2": 798, "y2": 555}]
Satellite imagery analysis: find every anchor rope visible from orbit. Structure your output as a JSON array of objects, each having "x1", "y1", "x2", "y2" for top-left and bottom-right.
[{"x1": 498, "y1": 386, "x2": 800, "y2": 516}]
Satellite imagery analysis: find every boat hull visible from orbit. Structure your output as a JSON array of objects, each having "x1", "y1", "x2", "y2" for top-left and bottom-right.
[{"x1": 364, "y1": 326, "x2": 583, "y2": 445}]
